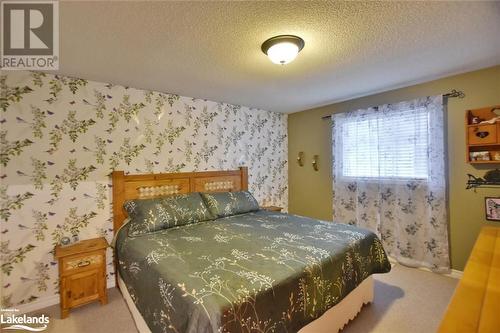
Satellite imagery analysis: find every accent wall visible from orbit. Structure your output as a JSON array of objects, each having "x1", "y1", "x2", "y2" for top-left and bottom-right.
[{"x1": 0, "y1": 71, "x2": 288, "y2": 308}]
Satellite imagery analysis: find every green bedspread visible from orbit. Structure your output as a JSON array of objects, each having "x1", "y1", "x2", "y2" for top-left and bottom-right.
[{"x1": 115, "y1": 210, "x2": 391, "y2": 333}]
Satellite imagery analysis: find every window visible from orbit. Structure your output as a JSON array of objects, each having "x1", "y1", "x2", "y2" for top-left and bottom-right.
[
  {"x1": 332, "y1": 95, "x2": 448, "y2": 271},
  {"x1": 340, "y1": 107, "x2": 429, "y2": 180}
]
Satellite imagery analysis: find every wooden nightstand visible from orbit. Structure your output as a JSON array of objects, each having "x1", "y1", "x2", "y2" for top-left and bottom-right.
[
  {"x1": 55, "y1": 237, "x2": 108, "y2": 318},
  {"x1": 261, "y1": 206, "x2": 283, "y2": 212}
]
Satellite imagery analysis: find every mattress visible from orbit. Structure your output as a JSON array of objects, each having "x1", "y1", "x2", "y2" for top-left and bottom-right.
[{"x1": 115, "y1": 210, "x2": 391, "y2": 333}]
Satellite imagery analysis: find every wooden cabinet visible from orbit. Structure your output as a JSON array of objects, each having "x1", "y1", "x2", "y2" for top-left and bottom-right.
[
  {"x1": 55, "y1": 237, "x2": 108, "y2": 318},
  {"x1": 466, "y1": 106, "x2": 500, "y2": 164}
]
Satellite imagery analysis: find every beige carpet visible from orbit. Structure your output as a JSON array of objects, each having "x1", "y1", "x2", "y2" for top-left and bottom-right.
[
  {"x1": 30, "y1": 264, "x2": 457, "y2": 333},
  {"x1": 342, "y1": 264, "x2": 457, "y2": 333}
]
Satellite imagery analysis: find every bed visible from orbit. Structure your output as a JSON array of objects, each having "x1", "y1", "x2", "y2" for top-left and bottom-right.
[{"x1": 112, "y1": 167, "x2": 391, "y2": 333}]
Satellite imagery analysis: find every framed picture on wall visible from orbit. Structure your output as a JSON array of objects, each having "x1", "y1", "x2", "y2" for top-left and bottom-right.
[{"x1": 485, "y1": 197, "x2": 500, "y2": 221}]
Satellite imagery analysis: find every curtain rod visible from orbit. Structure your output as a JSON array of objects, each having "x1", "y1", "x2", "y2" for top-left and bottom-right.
[{"x1": 320, "y1": 89, "x2": 465, "y2": 120}]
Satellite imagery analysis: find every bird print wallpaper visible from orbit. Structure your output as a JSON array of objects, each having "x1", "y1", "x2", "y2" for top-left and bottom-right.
[{"x1": 0, "y1": 71, "x2": 288, "y2": 308}]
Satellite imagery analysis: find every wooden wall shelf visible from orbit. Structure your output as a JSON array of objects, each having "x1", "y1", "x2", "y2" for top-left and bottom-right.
[{"x1": 466, "y1": 106, "x2": 500, "y2": 164}]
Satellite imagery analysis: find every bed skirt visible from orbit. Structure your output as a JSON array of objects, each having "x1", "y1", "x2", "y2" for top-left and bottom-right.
[
  {"x1": 118, "y1": 273, "x2": 374, "y2": 333},
  {"x1": 299, "y1": 275, "x2": 373, "y2": 332}
]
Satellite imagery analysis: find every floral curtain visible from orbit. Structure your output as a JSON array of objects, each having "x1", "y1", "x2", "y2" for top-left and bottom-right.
[{"x1": 331, "y1": 95, "x2": 450, "y2": 272}]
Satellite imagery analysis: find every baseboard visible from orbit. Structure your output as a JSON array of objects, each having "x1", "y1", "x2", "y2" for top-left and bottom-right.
[
  {"x1": 15, "y1": 294, "x2": 60, "y2": 315},
  {"x1": 15, "y1": 279, "x2": 116, "y2": 314},
  {"x1": 388, "y1": 256, "x2": 463, "y2": 279},
  {"x1": 446, "y1": 269, "x2": 464, "y2": 279},
  {"x1": 411, "y1": 265, "x2": 463, "y2": 279}
]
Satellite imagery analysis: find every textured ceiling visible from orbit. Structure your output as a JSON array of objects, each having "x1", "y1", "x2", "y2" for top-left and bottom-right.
[{"x1": 55, "y1": 1, "x2": 500, "y2": 113}]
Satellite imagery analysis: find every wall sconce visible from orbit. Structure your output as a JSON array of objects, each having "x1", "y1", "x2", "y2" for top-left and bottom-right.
[
  {"x1": 297, "y1": 152, "x2": 304, "y2": 167},
  {"x1": 312, "y1": 155, "x2": 319, "y2": 171}
]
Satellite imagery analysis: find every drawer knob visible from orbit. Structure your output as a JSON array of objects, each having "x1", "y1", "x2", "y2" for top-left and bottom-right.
[
  {"x1": 77, "y1": 260, "x2": 91, "y2": 267},
  {"x1": 475, "y1": 131, "x2": 489, "y2": 139}
]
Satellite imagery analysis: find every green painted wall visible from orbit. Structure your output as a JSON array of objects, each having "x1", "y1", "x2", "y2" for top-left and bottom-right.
[{"x1": 288, "y1": 65, "x2": 500, "y2": 271}]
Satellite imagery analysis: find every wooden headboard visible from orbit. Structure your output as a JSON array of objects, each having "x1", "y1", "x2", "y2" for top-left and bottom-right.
[{"x1": 111, "y1": 167, "x2": 248, "y2": 234}]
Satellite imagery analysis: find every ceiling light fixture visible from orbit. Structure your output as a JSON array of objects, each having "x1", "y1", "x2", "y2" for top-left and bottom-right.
[{"x1": 261, "y1": 35, "x2": 305, "y2": 65}]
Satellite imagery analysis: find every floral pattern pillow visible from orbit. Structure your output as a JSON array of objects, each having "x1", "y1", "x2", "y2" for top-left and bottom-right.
[
  {"x1": 200, "y1": 191, "x2": 260, "y2": 218},
  {"x1": 124, "y1": 193, "x2": 214, "y2": 236}
]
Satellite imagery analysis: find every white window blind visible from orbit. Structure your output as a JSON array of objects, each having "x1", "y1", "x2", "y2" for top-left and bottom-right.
[{"x1": 341, "y1": 107, "x2": 429, "y2": 180}]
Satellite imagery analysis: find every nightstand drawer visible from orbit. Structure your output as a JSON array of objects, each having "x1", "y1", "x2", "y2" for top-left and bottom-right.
[{"x1": 61, "y1": 252, "x2": 104, "y2": 275}]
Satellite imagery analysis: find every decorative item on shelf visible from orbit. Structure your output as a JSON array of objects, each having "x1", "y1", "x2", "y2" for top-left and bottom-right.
[
  {"x1": 71, "y1": 233, "x2": 79, "y2": 244},
  {"x1": 471, "y1": 116, "x2": 483, "y2": 124},
  {"x1": 297, "y1": 151, "x2": 304, "y2": 167},
  {"x1": 485, "y1": 197, "x2": 500, "y2": 221},
  {"x1": 493, "y1": 152, "x2": 500, "y2": 161},
  {"x1": 479, "y1": 117, "x2": 500, "y2": 125},
  {"x1": 485, "y1": 169, "x2": 500, "y2": 182},
  {"x1": 466, "y1": 169, "x2": 500, "y2": 190},
  {"x1": 479, "y1": 106, "x2": 500, "y2": 124},
  {"x1": 470, "y1": 151, "x2": 491, "y2": 161},
  {"x1": 312, "y1": 155, "x2": 319, "y2": 171},
  {"x1": 60, "y1": 236, "x2": 71, "y2": 247}
]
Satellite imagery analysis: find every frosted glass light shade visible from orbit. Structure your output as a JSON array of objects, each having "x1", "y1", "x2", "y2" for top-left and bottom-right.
[
  {"x1": 261, "y1": 35, "x2": 305, "y2": 65},
  {"x1": 267, "y1": 42, "x2": 299, "y2": 65}
]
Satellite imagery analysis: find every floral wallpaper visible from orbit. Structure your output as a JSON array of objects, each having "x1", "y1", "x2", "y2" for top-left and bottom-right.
[{"x1": 0, "y1": 71, "x2": 288, "y2": 308}]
